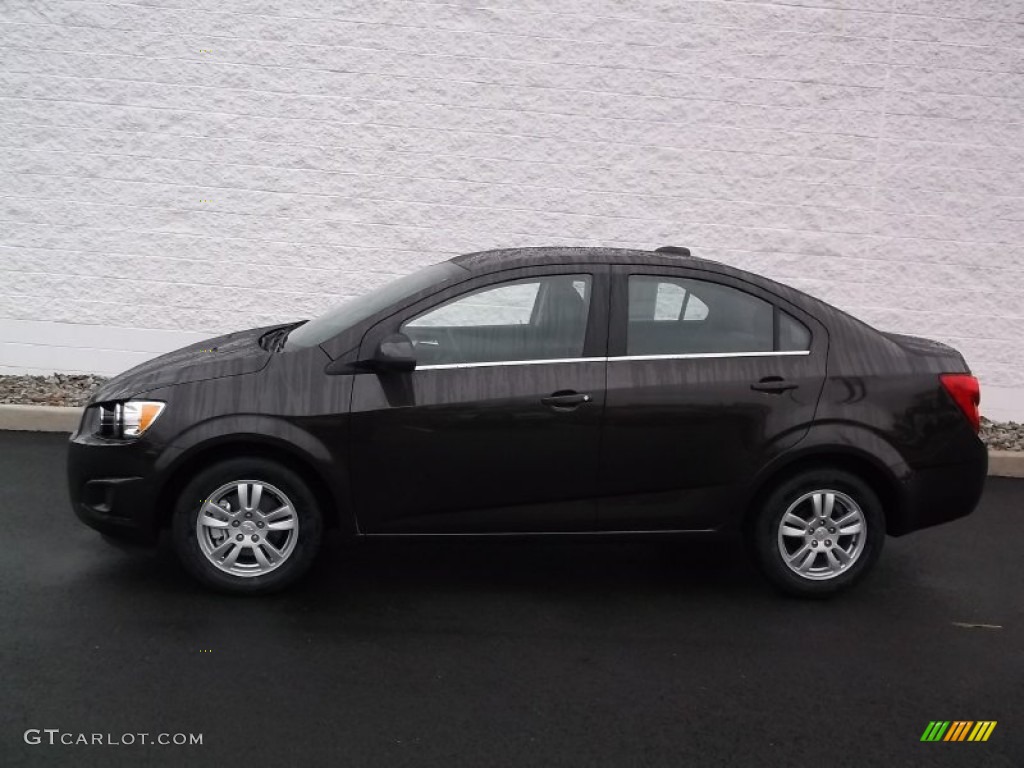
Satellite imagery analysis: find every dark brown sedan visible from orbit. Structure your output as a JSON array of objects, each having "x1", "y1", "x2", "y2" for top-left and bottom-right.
[{"x1": 68, "y1": 246, "x2": 988, "y2": 596}]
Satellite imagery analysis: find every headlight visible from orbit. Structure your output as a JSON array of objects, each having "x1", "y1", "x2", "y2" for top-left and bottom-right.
[{"x1": 96, "y1": 401, "x2": 166, "y2": 439}]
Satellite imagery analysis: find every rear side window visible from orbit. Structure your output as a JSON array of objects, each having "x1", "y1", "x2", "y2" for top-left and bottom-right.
[
  {"x1": 629, "y1": 280, "x2": 709, "y2": 322},
  {"x1": 627, "y1": 276, "x2": 794, "y2": 356}
]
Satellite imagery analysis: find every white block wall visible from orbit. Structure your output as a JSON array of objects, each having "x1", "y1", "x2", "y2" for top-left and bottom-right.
[{"x1": 1, "y1": 0, "x2": 1022, "y2": 419}]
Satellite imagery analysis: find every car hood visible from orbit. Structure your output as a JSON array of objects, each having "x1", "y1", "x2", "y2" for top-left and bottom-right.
[{"x1": 89, "y1": 324, "x2": 280, "y2": 403}]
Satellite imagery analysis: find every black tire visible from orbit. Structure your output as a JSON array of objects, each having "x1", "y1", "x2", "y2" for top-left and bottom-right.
[
  {"x1": 171, "y1": 457, "x2": 323, "y2": 594},
  {"x1": 750, "y1": 468, "x2": 885, "y2": 598}
]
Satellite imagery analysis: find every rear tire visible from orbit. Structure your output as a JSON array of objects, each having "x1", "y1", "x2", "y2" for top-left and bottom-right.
[
  {"x1": 171, "y1": 457, "x2": 323, "y2": 594},
  {"x1": 751, "y1": 468, "x2": 885, "y2": 597}
]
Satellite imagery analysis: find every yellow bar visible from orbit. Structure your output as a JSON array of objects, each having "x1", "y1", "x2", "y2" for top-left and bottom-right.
[
  {"x1": 968, "y1": 722, "x2": 985, "y2": 742},
  {"x1": 980, "y1": 722, "x2": 997, "y2": 742}
]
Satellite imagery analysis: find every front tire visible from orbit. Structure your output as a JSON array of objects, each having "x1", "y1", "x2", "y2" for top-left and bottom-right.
[
  {"x1": 171, "y1": 457, "x2": 323, "y2": 594},
  {"x1": 751, "y1": 468, "x2": 885, "y2": 597}
]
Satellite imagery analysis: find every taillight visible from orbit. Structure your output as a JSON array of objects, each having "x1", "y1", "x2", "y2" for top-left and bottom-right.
[{"x1": 940, "y1": 374, "x2": 981, "y2": 433}]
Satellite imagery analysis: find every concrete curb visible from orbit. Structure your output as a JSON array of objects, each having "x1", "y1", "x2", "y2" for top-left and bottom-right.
[
  {"x1": 0, "y1": 404, "x2": 82, "y2": 433},
  {"x1": 988, "y1": 451, "x2": 1024, "y2": 479},
  {"x1": 1, "y1": 404, "x2": 1022, "y2": 478}
]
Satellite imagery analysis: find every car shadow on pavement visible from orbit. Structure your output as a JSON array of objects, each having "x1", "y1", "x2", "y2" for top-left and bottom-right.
[{"x1": 79, "y1": 531, "x2": 768, "y2": 604}]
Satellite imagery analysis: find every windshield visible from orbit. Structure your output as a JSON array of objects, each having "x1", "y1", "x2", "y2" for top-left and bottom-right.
[{"x1": 285, "y1": 260, "x2": 466, "y2": 350}]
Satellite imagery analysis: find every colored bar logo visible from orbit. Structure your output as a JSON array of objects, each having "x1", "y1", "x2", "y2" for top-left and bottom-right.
[{"x1": 921, "y1": 721, "x2": 997, "y2": 742}]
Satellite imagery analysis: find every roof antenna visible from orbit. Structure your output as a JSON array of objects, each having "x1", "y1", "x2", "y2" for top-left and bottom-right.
[{"x1": 654, "y1": 246, "x2": 691, "y2": 256}]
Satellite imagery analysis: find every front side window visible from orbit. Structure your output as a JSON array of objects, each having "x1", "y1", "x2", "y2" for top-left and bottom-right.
[
  {"x1": 627, "y1": 276, "x2": 776, "y2": 356},
  {"x1": 402, "y1": 275, "x2": 592, "y2": 366}
]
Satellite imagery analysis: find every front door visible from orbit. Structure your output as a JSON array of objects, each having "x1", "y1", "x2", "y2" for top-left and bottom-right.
[
  {"x1": 350, "y1": 266, "x2": 609, "y2": 533},
  {"x1": 597, "y1": 266, "x2": 828, "y2": 531}
]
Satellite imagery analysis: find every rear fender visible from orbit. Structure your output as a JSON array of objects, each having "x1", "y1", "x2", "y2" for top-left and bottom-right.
[{"x1": 738, "y1": 422, "x2": 911, "y2": 533}]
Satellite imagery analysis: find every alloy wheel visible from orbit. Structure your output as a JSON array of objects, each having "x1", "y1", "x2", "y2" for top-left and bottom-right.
[
  {"x1": 196, "y1": 480, "x2": 299, "y2": 577},
  {"x1": 776, "y1": 489, "x2": 866, "y2": 581}
]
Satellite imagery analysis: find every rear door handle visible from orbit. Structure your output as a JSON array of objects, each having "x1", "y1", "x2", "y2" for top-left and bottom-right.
[
  {"x1": 541, "y1": 391, "x2": 592, "y2": 410},
  {"x1": 751, "y1": 377, "x2": 799, "y2": 394}
]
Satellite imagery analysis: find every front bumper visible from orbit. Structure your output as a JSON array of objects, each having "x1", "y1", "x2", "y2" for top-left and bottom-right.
[{"x1": 67, "y1": 432, "x2": 163, "y2": 544}]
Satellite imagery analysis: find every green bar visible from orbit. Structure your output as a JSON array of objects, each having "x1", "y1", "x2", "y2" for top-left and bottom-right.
[
  {"x1": 934, "y1": 722, "x2": 951, "y2": 742},
  {"x1": 921, "y1": 722, "x2": 938, "y2": 742}
]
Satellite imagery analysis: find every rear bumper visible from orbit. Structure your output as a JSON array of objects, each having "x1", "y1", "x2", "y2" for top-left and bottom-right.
[{"x1": 891, "y1": 439, "x2": 989, "y2": 536}]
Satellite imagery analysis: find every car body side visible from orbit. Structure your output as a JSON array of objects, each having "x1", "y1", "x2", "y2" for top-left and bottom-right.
[{"x1": 67, "y1": 248, "x2": 988, "y2": 545}]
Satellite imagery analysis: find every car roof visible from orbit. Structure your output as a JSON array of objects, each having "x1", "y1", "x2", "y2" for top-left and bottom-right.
[{"x1": 451, "y1": 246, "x2": 713, "y2": 273}]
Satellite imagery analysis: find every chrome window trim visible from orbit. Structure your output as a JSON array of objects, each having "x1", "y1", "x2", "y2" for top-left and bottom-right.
[
  {"x1": 607, "y1": 350, "x2": 811, "y2": 362},
  {"x1": 416, "y1": 350, "x2": 810, "y2": 371},
  {"x1": 417, "y1": 357, "x2": 600, "y2": 371}
]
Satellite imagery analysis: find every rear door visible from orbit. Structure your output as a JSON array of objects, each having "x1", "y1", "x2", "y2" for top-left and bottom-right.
[
  {"x1": 350, "y1": 266, "x2": 610, "y2": 533},
  {"x1": 597, "y1": 266, "x2": 827, "y2": 531}
]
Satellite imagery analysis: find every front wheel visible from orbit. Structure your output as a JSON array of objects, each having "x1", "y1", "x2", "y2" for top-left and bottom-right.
[
  {"x1": 751, "y1": 469, "x2": 885, "y2": 597},
  {"x1": 171, "y1": 457, "x2": 323, "y2": 594}
]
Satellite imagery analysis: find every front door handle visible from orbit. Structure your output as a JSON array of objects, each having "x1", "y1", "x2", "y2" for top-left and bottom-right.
[
  {"x1": 541, "y1": 391, "x2": 592, "y2": 410},
  {"x1": 751, "y1": 377, "x2": 799, "y2": 394}
]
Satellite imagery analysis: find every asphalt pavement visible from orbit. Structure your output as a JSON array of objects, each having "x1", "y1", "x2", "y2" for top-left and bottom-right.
[{"x1": 2, "y1": 431, "x2": 1021, "y2": 768}]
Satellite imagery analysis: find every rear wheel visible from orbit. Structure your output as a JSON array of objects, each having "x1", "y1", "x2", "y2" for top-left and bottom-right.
[
  {"x1": 751, "y1": 468, "x2": 885, "y2": 597},
  {"x1": 171, "y1": 457, "x2": 323, "y2": 594}
]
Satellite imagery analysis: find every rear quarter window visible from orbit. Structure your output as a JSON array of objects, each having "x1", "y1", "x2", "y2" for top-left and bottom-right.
[{"x1": 778, "y1": 311, "x2": 811, "y2": 351}]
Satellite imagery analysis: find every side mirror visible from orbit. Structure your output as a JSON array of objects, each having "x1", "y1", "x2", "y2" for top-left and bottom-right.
[{"x1": 372, "y1": 333, "x2": 417, "y2": 373}]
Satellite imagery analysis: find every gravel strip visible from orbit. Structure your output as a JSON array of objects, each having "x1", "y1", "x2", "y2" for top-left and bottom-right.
[
  {"x1": 0, "y1": 374, "x2": 110, "y2": 408},
  {"x1": 981, "y1": 418, "x2": 1024, "y2": 453},
  {"x1": 0, "y1": 374, "x2": 1021, "y2": 451}
]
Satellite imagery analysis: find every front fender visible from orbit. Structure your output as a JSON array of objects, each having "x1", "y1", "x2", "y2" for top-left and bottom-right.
[{"x1": 154, "y1": 414, "x2": 352, "y2": 532}]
